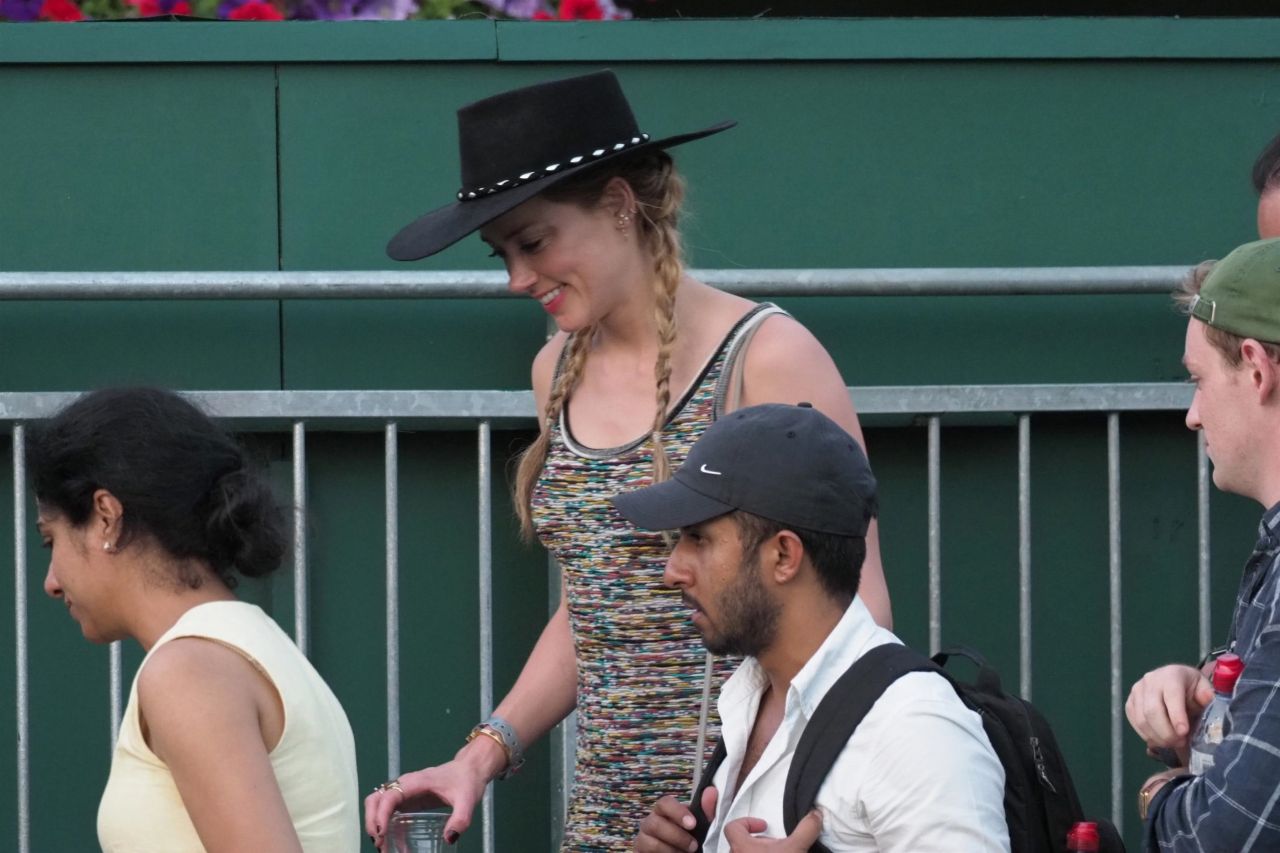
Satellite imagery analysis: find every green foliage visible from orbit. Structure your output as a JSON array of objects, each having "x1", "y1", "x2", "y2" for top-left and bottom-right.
[
  {"x1": 412, "y1": 0, "x2": 489, "y2": 18},
  {"x1": 77, "y1": 0, "x2": 132, "y2": 15}
]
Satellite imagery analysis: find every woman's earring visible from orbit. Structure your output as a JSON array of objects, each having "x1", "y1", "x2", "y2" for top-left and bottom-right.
[
  {"x1": 615, "y1": 211, "x2": 632, "y2": 235},
  {"x1": 103, "y1": 541, "x2": 114, "y2": 553}
]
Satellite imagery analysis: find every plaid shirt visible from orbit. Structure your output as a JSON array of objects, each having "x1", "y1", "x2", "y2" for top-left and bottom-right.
[{"x1": 1147, "y1": 502, "x2": 1280, "y2": 851}]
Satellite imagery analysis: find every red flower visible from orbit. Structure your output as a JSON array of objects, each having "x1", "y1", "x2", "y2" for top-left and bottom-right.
[
  {"x1": 39, "y1": 0, "x2": 83, "y2": 19},
  {"x1": 532, "y1": 9, "x2": 552, "y2": 17},
  {"x1": 557, "y1": 0, "x2": 601, "y2": 18},
  {"x1": 129, "y1": 0, "x2": 189, "y2": 14},
  {"x1": 228, "y1": 0, "x2": 281, "y2": 18}
]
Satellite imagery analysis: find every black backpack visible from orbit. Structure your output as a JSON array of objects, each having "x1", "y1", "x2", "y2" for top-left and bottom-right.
[{"x1": 690, "y1": 643, "x2": 1125, "y2": 853}]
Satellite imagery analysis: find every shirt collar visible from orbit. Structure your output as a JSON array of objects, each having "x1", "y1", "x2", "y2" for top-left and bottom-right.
[
  {"x1": 716, "y1": 596, "x2": 894, "y2": 722},
  {"x1": 1259, "y1": 501, "x2": 1280, "y2": 547},
  {"x1": 788, "y1": 596, "x2": 885, "y2": 721}
]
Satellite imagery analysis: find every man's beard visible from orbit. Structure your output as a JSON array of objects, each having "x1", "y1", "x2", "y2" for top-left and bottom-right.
[{"x1": 701, "y1": 552, "x2": 780, "y2": 657}]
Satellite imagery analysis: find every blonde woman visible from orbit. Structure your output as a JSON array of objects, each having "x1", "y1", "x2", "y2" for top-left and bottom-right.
[{"x1": 366, "y1": 70, "x2": 891, "y2": 851}]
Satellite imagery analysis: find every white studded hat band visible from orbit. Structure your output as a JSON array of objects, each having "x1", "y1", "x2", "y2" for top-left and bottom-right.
[{"x1": 456, "y1": 133, "x2": 651, "y2": 202}]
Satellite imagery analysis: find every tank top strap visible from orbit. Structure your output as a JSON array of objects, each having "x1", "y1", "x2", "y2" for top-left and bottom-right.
[{"x1": 712, "y1": 302, "x2": 789, "y2": 419}]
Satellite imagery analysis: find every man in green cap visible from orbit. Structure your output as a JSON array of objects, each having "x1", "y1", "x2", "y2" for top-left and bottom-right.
[{"x1": 1126, "y1": 238, "x2": 1280, "y2": 849}]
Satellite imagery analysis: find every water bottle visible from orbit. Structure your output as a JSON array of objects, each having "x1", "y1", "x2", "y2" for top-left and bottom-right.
[
  {"x1": 1066, "y1": 821, "x2": 1099, "y2": 852},
  {"x1": 1189, "y1": 652, "x2": 1244, "y2": 776}
]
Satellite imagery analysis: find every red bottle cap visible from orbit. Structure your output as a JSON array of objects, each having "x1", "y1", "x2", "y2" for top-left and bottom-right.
[
  {"x1": 1067, "y1": 821, "x2": 1099, "y2": 852},
  {"x1": 1213, "y1": 653, "x2": 1244, "y2": 694}
]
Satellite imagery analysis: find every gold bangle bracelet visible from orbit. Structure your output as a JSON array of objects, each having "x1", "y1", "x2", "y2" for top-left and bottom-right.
[{"x1": 467, "y1": 724, "x2": 513, "y2": 768}]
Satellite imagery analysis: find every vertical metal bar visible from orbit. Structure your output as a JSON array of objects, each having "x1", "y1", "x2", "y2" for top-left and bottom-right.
[
  {"x1": 477, "y1": 421, "x2": 495, "y2": 853},
  {"x1": 385, "y1": 422, "x2": 400, "y2": 780},
  {"x1": 109, "y1": 642, "x2": 123, "y2": 747},
  {"x1": 14, "y1": 425, "x2": 30, "y2": 853},
  {"x1": 292, "y1": 421, "x2": 308, "y2": 656},
  {"x1": 928, "y1": 416, "x2": 942, "y2": 654},
  {"x1": 1108, "y1": 414, "x2": 1124, "y2": 836},
  {"x1": 548, "y1": 554, "x2": 573, "y2": 852},
  {"x1": 1197, "y1": 432, "x2": 1212, "y2": 661},
  {"x1": 1018, "y1": 415, "x2": 1032, "y2": 701}
]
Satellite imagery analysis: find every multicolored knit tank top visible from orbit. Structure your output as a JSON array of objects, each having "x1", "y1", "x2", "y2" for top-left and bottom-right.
[{"x1": 532, "y1": 303, "x2": 783, "y2": 851}]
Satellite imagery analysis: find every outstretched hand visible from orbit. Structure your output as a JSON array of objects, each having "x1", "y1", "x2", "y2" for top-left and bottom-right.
[{"x1": 363, "y1": 761, "x2": 484, "y2": 850}]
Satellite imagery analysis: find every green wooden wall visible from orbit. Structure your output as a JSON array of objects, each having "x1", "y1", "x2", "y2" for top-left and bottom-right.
[{"x1": 3, "y1": 17, "x2": 1280, "y2": 851}]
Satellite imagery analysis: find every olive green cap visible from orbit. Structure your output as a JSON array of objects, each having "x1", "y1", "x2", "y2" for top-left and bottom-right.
[{"x1": 1190, "y1": 238, "x2": 1280, "y2": 342}]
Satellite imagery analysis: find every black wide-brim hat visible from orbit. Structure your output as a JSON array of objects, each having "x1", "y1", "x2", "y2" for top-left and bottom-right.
[{"x1": 386, "y1": 70, "x2": 735, "y2": 262}]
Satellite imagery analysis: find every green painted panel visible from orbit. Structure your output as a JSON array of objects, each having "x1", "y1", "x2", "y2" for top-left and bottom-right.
[
  {"x1": 0, "y1": 65, "x2": 279, "y2": 270},
  {"x1": 659, "y1": 61, "x2": 1268, "y2": 268},
  {"x1": 0, "y1": 64, "x2": 281, "y2": 391},
  {"x1": 0, "y1": 20, "x2": 496, "y2": 64},
  {"x1": 495, "y1": 18, "x2": 1280, "y2": 61},
  {"x1": 277, "y1": 64, "x2": 557, "y2": 389},
  {"x1": 15, "y1": 19, "x2": 1280, "y2": 65}
]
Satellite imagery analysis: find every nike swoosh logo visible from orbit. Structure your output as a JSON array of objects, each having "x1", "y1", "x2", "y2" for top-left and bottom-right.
[{"x1": 700, "y1": 464, "x2": 722, "y2": 476}]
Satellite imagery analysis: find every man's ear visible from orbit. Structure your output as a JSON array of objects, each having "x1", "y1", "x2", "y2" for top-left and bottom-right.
[
  {"x1": 769, "y1": 529, "x2": 806, "y2": 586},
  {"x1": 1241, "y1": 338, "x2": 1280, "y2": 403}
]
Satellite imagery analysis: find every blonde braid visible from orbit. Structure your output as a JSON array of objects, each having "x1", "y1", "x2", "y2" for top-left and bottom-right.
[
  {"x1": 513, "y1": 326, "x2": 595, "y2": 539},
  {"x1": 638, "y1": 160, "x2": 686, "y2": 485}
]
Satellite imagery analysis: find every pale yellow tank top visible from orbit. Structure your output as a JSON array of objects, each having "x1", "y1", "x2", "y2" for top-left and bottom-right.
[{"x1": 97, "y1": 601, "x2": 359, "y2": 853}]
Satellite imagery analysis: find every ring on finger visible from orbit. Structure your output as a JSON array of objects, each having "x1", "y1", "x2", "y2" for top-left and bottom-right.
[{"x1": 373, "y1": 780, "x2": 404, "y2": 795}]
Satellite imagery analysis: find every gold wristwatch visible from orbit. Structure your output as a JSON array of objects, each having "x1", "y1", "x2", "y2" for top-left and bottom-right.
[{"x1": 1138, "y1": 775, "x2": 1168, "y2": 821}]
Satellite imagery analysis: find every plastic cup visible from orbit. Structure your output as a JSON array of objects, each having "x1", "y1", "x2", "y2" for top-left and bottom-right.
[{"x1": 386, "y1": 811, "x2": 450, "y2": 853}]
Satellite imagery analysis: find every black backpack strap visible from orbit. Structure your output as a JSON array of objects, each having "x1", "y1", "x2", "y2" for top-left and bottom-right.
[
  {"x1": 689, "y1": 737, "x2": 727, "y2": 850},
  {"x1": 783, "y1": 643, "x2": 939, "y2": 852}
]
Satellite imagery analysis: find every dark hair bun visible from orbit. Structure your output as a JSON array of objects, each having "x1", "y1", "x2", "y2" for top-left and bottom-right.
[{"x1": 205, "y1": 467, "x2": 288, "y2": 582}]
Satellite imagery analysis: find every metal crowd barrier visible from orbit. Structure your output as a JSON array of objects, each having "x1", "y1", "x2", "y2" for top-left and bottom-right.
[{"x1": 1, "y1": 266, "x2": 1197, "y2": 851}]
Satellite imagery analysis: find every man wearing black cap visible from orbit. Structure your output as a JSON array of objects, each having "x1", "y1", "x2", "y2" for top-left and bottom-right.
[{"x1": 620, "y1": 403, "x2": 1009, "y2": 853}]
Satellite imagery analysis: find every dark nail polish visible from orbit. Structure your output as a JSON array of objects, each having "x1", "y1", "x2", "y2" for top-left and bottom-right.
[{"x1": 445, "y1": 830, "x2": 460, "y2": 845}]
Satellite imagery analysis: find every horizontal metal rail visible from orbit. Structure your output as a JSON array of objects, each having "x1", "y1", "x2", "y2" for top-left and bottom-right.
[
  {"x1": 0, "y1": 266, "x2": 1192, "y2": 300},
  {"x1": 0, "y1": 383, "x2": 1193, "y2": 431}
]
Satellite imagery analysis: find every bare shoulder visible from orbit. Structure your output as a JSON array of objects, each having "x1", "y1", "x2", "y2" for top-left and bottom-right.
[
  {"x1": 138, "y1": 638, "x2": 262, "y2": 732},
  {"x1": 738, "y1": 311, "x2": 864, "y2": 439},
  {"x1": 746, "y1": 311, "x2": 837, "y2": 368}
]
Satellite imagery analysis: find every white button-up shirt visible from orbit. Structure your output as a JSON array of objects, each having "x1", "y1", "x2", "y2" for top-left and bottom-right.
[{"x1": 703, "y1": 598, "x2": 1010, "y2": 852}]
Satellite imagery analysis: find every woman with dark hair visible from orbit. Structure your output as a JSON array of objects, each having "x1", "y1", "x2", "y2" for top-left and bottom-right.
[
  {"x1": 29, "y1": 387, "x2": 358, "y2": 853},
  {"x1": 365, "y1": 70, "x2": 892, "y2": 851}
]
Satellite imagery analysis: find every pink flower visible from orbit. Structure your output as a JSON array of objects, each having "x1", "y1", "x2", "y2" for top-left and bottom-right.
[
  {"x1": 557, "y1": 0, "x2": 602, "y2": 18},
  {"x1": 227, "y1": 0, "x2": 282, "y2": 17}
]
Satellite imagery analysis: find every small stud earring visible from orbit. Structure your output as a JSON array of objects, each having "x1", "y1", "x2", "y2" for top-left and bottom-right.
[
  {"x1": 615, "y1": 211, "x2": 632, "y2": 234},
  {"x1": 103, "y1": 541, "x2": 114, "y2": 553}
]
